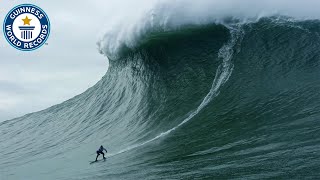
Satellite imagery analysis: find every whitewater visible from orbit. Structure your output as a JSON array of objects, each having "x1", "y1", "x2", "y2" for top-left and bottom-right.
[{"x1": 1, "y1": 0, "x2": 320, "y2": 179}]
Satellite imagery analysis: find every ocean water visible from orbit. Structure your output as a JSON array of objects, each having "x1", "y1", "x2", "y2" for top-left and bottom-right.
[{"x1": 1, "y1": 16, "x2": 320, "y2": 179}]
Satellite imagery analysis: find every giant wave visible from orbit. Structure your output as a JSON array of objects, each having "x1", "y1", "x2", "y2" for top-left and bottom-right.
[{"x1": 1, "y1": 3, "x2": 320, "y2": 179}]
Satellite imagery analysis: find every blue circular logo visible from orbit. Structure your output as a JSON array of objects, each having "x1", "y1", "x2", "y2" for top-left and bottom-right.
[{"x1": 3, "y1": 4, "x2": 50, "y2": 51}]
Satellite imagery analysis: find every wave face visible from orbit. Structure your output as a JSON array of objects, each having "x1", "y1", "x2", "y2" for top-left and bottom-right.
[{"x1": 1, "y1": 17, "x2": 320, "y2": 179}]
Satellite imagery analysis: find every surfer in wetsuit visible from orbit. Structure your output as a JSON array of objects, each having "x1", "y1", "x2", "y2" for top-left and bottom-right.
[{"x1": 95, "y1": 145, "x2": 107, "y2": 161}]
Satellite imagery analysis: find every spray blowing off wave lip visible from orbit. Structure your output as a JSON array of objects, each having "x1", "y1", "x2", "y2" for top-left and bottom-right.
[
  {"x1": 97, "y1": 0, "x2": 320, "y2": 60},
  {"x1": 96, "y1": 0, "x2": 251, "y2": 60},
  {"x1": 97, "y1": 18, "x2": 245, "y2": 60}
]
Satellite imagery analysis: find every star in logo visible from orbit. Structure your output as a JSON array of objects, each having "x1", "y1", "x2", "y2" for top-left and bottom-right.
[{"x1": 22, "y1": 16, "x2": 32, "y2": 25}]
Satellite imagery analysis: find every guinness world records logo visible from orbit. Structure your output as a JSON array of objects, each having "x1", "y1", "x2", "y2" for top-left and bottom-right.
[{"x1": 3, "y1": 4, "x2": 50, "y2": 51}]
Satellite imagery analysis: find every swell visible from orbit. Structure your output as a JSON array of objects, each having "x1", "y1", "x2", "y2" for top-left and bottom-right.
[{"x1": 95, "y1": 17, "x2": 320, "y2": 179}]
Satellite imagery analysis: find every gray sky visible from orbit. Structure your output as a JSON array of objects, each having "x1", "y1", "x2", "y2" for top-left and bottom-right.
[
  {"x1": 0, "y1": 0, "x2": 110, "y2": 121},
  {"x1": 1, "y1": 0, "x2": 320, "y2": 122}
]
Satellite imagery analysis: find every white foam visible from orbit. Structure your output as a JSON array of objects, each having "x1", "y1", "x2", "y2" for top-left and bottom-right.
[{"x1": 97, "y1": 0, "x2": 320, "y2": 59}]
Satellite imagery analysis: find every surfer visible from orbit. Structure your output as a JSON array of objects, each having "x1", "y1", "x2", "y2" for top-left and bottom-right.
[{"x1": 95, "y1": 145, "x2": 107, "y2": 161}]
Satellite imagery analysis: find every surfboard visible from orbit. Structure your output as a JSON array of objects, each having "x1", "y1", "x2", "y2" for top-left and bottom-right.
[{"x1": 89, "y1": 158, "x2": 106, "y2": 164}]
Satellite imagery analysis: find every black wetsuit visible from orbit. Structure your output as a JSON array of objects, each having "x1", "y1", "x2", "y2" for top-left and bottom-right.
[{"x1": 96, "y1": 146, "x2": 107, "y2": 161}]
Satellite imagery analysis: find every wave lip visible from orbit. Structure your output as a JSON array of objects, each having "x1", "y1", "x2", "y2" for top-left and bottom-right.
[{"x1": 97, "y1": 0, "x2": 320, "y2": 60}]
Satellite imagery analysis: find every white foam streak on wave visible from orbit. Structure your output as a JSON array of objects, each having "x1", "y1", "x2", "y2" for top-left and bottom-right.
[{"x1": 107, "y1": 25, "x2": 245, "y2": 158}]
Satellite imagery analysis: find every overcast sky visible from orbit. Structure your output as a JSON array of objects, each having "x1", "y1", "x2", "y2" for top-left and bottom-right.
[
  {"x1": 0, "y1": 0, "x2": 111, "y2": 121},
  {"x1": 1, "y1": 0, "x2": 320, "y2": 122}
]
